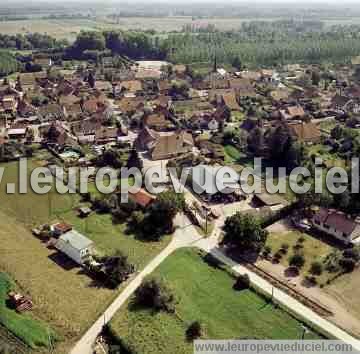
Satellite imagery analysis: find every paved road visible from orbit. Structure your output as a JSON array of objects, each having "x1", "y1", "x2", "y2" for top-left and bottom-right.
[
  {"x1": 195, "y1": 222, "x2": 360, "y2": 350},
  {"x1": 70, "y1": 214, "x2": 201, "y2": 354},
  {"x1": 71, "y1": 213, "x2": 360, "y2": 354}
]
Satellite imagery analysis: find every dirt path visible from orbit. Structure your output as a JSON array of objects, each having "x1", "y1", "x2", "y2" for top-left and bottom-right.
[{"x1": 256, "y1": 258, "x2": 360, "y2": 338}]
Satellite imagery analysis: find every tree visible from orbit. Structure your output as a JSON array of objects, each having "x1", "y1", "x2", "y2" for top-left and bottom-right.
[
  {"x1": 135, "y1": 277, "x2": 176, "y2": 313},
  {"x1": 311, "y1": 70, "x2": 321, "y2": 86},
  {"x1": 128, "y1": 210, "x2": 145, "y2": 231},
  {"x1": 102, "y1": 250, "x2": 135, "y2": 288},
  {"x1": 140, "y1": 191, "x2": 185, "y2": 240},
  {"x1": 231, "y1": 56, "x2": 242, "y2": 70},
  {"x1": 127, "y1": 147, "x2": 142, "y2": 169},
  {"x1": 330, "y1": 125, "x2": 343, "y2": 140},
  {"x1": 233, "y1": 273, "x2": 250, "y2": 291},
  {"x1": 334, "y1": 191, "x2": 351, "y2": 211},
  {"x1": 288, "y1": 253, "x2": 305, "y2": 269},
  {"x1": 46, "y1": 124, "x2": 60, "y2": 142},
  {"x1": 88, "y1": 71, "x2": 95, "y2": 89},
  {"x1": 222, "y1": 213, "x2": 268, "y2": 252},
  {"x1": 72, "y1": 31, "x2": 106, "y2": 56},
  {"x1": 186, "y1": 321, "x2": 203, "y2": 340},
  {"x1": 339, "y1": 257, "x2": 356, "y2": 273},
  {"x1": 247, "y1": 127, "x2": 264, "y2": 156},
  {"x1": 309, "y1": 261, "x2": 323, "y2": 276}
]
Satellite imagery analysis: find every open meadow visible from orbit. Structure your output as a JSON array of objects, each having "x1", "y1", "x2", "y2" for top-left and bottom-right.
[
  {"x1": 0, "y1": 155, "x2": 170, "y2": 352},
  {"x1": 109, "y1": 248, "x2": 321, "y2": 354}
]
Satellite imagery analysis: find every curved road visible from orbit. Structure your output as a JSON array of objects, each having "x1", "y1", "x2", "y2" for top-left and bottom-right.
[
  {"x1": 70, "y1": 215, "x2": 360, "y2": 354},
  {"x1": 70, "y1": 214, "x2": 202, "y2": 354}
]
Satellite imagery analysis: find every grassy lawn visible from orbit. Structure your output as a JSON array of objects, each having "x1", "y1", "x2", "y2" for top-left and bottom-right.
[
  {"x1": 319, "y1": 119, "x2": 337, "y2": 133},
  {"x1": 109, "y1": 249, "x2": 320, "y2": 354},
  {"x1": 0, "y1": 273, "x2": 56, "y2": 350},
  {"x1": 224, "y1": 145, "x2": 244, "y2": 164},
  {"x1": 265, "y1": 231, "x2": 334, "y2": 277},
  {"x1": 306, "y1": 144, "x2": 345, "y2": 168},
  {"x1": 0, "y1": 157, "x2": 170, "y2": 352},
  {"x1": 230, "y1": 111, "x2": 245, "y2": 122}
]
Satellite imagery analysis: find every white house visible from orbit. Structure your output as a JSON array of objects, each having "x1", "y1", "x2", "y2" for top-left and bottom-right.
[
  {"x1": 312, "y1": 208, "x2": 360, "y2": 245},
  {"x1": 55, "y1": 230, "x2": 94, "y2": 265},
  {"x1": 208, "y1": 118, "x2": 219, "y2": 131}
]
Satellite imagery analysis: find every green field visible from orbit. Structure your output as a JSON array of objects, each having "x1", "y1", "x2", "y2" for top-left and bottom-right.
[
  {"x1": 0, "y1": 273, "x2": 56, "y2": 349},
  {"x1": 224, "y1": 144, "x2": 244, "y2": 164},
  {"x1": 0, "y1": 17, "x2": 281, "y2": 41},
  {"x1": 0, "y1": 156, "x2": 169, "y2": 352},
  {"x1": 109, "y1": 249, "x2": 320, "y2": 354}
]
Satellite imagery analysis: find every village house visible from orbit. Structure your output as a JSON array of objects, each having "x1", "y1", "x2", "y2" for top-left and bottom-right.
[
  {"x1": 55, "y1": 229, "x2": 94, "y2": 265},
  {"x1": 17, "y1": 99, "x2": 37, "y2": 118},
  {"x1": 279, "y1": 105, "x2": 306, "y2": 121},
  {"x1": 288, "y1": 122, "x2": 321, "y2": 144},
  {"x1": 114, "y1": 80, "x2": 143, "y2": 96},
  {"x1": 158, "y1": 80, "x2": 172, "y2": 95},
  {"x1": 7, "y1": 128, "x2": 27, "y2": 142},
  {"x1": 190, "y1": 165, "x2": 243, "y2": 203},
  {"x1": 229, "y1": 78, "x2": 256, "y2": 98},
  {"x1": 128, "y1": 188, "x2": 156, "y2": 208},
  {"x1": 312, "y1": 208, "x2": 360, "y2": 245},
  {"x1": 1, "y1": 95, "x2": 17, "y2": 113},
  {"x1": 33, "y1": 57, "x2": 52, "y2": 68},
  {"x1": 38, "y1": 104, "x2": 66, "y2": 122},
  {"x1": 17, "y1": 73, "x2": 37, "y2": 91},
  {"x1": 221, "y1": 92, "x2": 241, "y2": 112},
  {"x1": 116, "y1": 97, "x2": 144, "y2": 115},
  {"x1": 136, "y1": 127, "x2": 194, "y2": 160},
  {"x1": 95, "y1": 126, "x2": 120, "y2": 144},
  {"x1": 331, "y1": 94, "x2": 360, "y2": 114},
  {"x1": 252, "y1": 192, "x2": 288, "y2": 211},
  {"x1": 143, "y1": 111, "x2": 174, "y2": 131}
]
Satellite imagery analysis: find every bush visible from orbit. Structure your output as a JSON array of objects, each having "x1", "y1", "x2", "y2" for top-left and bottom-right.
[
  {"x1": 289, "y1": 253, "x2": 305, "y2": 269},
  {"x1": 186, "y1": 321, "x2": 203, "y2": 340},
  {"x1": 339, "y1": 257, "x2": 356, "y2": 273},
  {"x1": 281, "y1": 243, "x2": 289, "y2": 250},
  {"x1": 343, "y1": 248, "x2": 360, "y2": 262},
  {"x1": 309, "y1": 261, "x2": 323, "y2": 276},
  {"x1": 135, "y1": 277, "x2": 176, "y2": 313},
  {"x1": 305, "y1": 275, "x2": 318, "y2": 286},
  {"x1": 233, "y1": 274, "x2": 250, "y2": 291},
  {"x1": 99, "y1": 250, "x2": 135, "y2": 288},
  {"x1": 274, "y1": 251, "x2": 283, "y2": 260},
  {"x1": 262, "y1": 245, "x2": 272, "y2": 258},
  {"x1": 293, "y1": 243, "x2": 304, "y2": 252}
]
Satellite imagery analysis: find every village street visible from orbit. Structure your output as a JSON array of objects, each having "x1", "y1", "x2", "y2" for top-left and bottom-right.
[
  {"x1": 69, "y1": 214, "x2": 202, "y2": 354},
  {"x1": 70, "y1": 212, "x2": 360, "y2": 354}
]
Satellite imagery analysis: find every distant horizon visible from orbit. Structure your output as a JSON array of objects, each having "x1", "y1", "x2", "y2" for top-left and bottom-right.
[{"x1": 2, "y1": 0, "x2": 360, "y2": 4}]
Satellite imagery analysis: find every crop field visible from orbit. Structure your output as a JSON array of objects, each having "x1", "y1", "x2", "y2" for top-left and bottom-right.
[
  {"x1": 0, "y1": 157, "x2": 169, "y2": 353},
  {"x1": 1, "y1": 16, "x2": 360, "y2": 42}
]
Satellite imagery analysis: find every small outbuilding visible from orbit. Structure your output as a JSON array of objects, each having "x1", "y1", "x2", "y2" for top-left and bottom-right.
[
  {"x1": 78, "y1": 206, "x2": 92, "y2": 218},
  {"x1": 55, "y1": 230, "x2": 94, "y2": 265}
]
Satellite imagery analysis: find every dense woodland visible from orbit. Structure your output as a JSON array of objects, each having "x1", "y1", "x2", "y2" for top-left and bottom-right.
[
  {"x1": 165, "y1": 21, "x2": 360, "y2": 66},
  {"x1": 3, "y1": 20, "x2": 360, "y2": 76}
]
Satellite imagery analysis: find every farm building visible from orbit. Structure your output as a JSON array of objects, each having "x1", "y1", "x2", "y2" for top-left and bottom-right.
[
  {"x1": 312, "y1": 208, "x2": 360, "y2": 245},
  {"x1": 55, "y1": 230, "x2": 94, "y2": 265}
]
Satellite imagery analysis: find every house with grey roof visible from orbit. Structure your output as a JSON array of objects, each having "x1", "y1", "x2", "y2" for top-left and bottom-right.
[{"x1": 55, "y1": 229, "x2": 94, "y2": 265}]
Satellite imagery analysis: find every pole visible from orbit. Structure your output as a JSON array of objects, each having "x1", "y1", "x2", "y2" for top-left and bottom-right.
[{"x1": 205, "y1": 210, "x2": 208, "y2": 235}]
